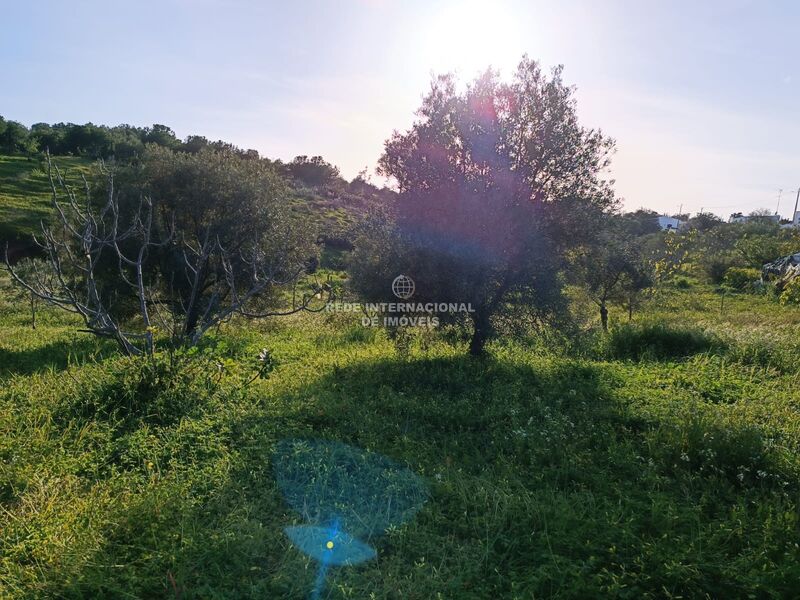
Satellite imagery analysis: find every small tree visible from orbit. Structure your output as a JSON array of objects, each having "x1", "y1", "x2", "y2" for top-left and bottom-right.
[
  {"x1": 574, "y1": 219, "x2": 652, "y2": 331},
  {"x1": 5, "y1": 155, "x2": 329, "y2": 356},
  {"x1": 136, "y1": 146, "x2": 321, "y2": 340},
  {"x1": 620, "y1": 254, "x2": 654, "y2": 321},
  {"x1": 620, "y1": 209, "x2": 662, "y2": 236},
  {"x1": 5, "y1": 257, "x2": 47, "y2": 329}
]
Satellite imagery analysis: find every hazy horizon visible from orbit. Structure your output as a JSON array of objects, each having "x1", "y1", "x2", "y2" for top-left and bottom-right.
[{"x1": 2, "y1": 0, "x2": 799, "y2": 219}]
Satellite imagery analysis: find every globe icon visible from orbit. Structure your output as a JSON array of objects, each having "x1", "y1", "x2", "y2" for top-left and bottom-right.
[{"x1": 391, "y1": 275, "x2": 415, "y2": 299}]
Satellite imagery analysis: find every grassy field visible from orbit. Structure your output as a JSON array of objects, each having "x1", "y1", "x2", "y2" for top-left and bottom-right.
[
  {"x1": 0, "y1": 155, "x2": 93, "y2": 246},
  {"x1": 2, "y1": 266, "x2": 800, "y2": 598}
]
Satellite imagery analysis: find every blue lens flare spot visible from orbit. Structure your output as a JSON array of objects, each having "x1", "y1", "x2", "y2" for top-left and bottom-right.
[
  {"x1": 273, "y1": 438, "x2": 429, "y2": 541},
  {"x1": 274, "y1": 439, "x2": 429, "y2": 598},
  {"x1": 284, "y1": 525, "x2": 377, "y2": 566}
]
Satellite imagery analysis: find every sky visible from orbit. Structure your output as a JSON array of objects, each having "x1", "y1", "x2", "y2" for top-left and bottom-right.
[{"x1": 1, "y1": 0, "x2": 799, "y2": 218}]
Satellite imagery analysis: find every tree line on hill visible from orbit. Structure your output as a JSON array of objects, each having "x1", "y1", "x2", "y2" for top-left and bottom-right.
[{"x1": 0, "y1": 114, "x2": 391, "y2": 197}]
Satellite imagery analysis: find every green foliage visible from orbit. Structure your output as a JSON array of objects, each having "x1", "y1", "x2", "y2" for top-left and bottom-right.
[
  {"x1": 779, "y1": 277, "x2": 800, "y2": 306},
  {"x1": 735, "y1": 233, "x2": 787, "y2": 267},
  {"x1": 703, "y1": 254, "x2": 740, "y2": 284},
  {"x1": 686, "y1": 211, "x2": 724, "y2": 232},
  {"x1": 603, "y1": 322, "x2": 721, "y2": 360},
  {"x1": 137, "y1": 145, "x2": 299, "y2": 251},
  {"x1": 0, "y1": 116, "x2": 35, "y2": 154},
  {"x1": 674, "y1": 277, "x2": 692, "y2": 289},
  {"x1": 107, "y1": 147, "x2": 316, "y2": 342},
  {"x1": 572, "y1": 214, "x2": 654, "y2": 329},
  {"x1": 619, "y1": 209, "x2": 662, "y2": 236},
  {"x1": 1, "y1": 115, "x2": 262, "y2": 161},
  {"x1": 285, "y1": 155, "x2": 341, "y2": 187},
  {"x1": 52, "y1": 352, "x2": 222, "y2": 428},
  {"x1": 723, "y1": 267, "x2": 761, "y2": 291},
  {"x1": 649, "y1": 229, "x2": 696, "y2": 281},
  {"x1": 646, "y1": 406, "x2": 776, "y2": 486}
]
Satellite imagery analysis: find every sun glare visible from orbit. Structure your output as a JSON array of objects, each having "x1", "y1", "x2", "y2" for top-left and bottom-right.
[{"x1": 420, "y1": 1, "x2": 527, "y2": 78}]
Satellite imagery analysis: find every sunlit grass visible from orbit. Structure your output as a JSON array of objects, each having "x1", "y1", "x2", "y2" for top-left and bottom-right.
[
  {"x1": 0, "y1": 155, "x2": 93, "y2": 243},
  {"x1": 1, "y1": 269, "x2": 800, "y2": 597}
]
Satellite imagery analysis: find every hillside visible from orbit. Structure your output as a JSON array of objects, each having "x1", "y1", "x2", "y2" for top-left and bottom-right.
[
  {"x1": 0, "y1": 153, "x2": 381, "y2": 265},
  {"x1": 0, "y1": 155, "x2": 93, "y2": 253}
]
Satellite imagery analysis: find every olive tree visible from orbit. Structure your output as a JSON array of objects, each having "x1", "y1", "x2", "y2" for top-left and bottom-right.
[
  {"x1": 573, "y1": 217, "x2": 653, "y2": 331},
  {"x1": 5, "y1": 152, "x2": 327, "y2": 355},
  {"x1": 350, "y1": 57, "x2": 616, "y2": 354}
]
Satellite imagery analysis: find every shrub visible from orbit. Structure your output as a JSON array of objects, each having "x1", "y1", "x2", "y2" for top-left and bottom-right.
[
  {"x1": 52, "y1": 350, "x2": 229, "y2": 429},
  {"x1": 779, "y1": 277, "x2": 800, "y2": 305},
  {"x1": 704, "y1": 256, "x2": 738, "y2": 284},
  {"x1": 604, "y1": 323, "x2": 721, "y2": 360},
  {"x1": 726, "y1": 334, "x2": 800, "y2": 374},
  {"x1": 674, "y1": 277, "x2": 691, "y2": 289},
  {"x1": 647, "y1": 410, "x2": 776, "y2": 487},
  {"x1": 723, "y1": 267, "x2": 761, "y2": 291}
]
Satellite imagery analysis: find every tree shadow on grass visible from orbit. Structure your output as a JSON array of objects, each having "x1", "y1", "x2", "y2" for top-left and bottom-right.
[
  {"x1": 0, "y1": 336, "x2": 116, "y2": 377},
  {"x1": 45, "y1": 354, "x2": 799, "y2": 599},
  {"x1": 51, "y1": 355, "x2": 623, "y2": 599}
]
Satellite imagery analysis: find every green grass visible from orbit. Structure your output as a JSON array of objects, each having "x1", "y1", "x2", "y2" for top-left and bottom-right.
[
  {"x1": 2, "y1": 268, "x2": 800, "y2": 598},
  {"x1": 0, "y1": 155, "x2": 93, "y2": 245}
]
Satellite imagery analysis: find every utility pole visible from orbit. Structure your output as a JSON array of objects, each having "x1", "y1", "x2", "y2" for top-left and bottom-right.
[{"x1": 776, "y1": 189, "x2": 783, "y2": 216}]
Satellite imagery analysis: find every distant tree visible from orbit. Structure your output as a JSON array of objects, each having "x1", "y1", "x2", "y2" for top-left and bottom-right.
[
  {"x1": 621, "y1": 209, "x2": 661, "y2": 236},
  {"x1": 181, "y1": 135, "x2": 210, "y2": 154},
  {"x1": 62, "y1": 123, "x2": 114, "y2": 157},
  {"x1": 749, "y1": 208, "x2": 776, "y2": 218},
  {"x1": 0, "y1": 117, "x2": 33, "y2": 154},
  {"x1": 109, "y1": 124, "x2": 147, "y2": 160},
  {"x1": 209, "y1": 140, "x2": 237, "y2": 154},
  {"x1": 30, "y1": 122, "x2": 65, "y2": 154},
  {"x1": 351, "y1": 58, "x2": 616, "y2": 354},
  {"x1": 347, "y1": 168, "x2": 376, "y2": 196},
  {"x1": 5, "y1": 116, "x2": 264, "y2": 163},
  {"x1": 286, "y1": 155, "x2": 341, "y2": 187},
  {"x1": 142, "y1": 124, "x2": 180, "y2": 149},
  {"x1": 686, "y1": 211, "x2": 723, "y2": 232}
]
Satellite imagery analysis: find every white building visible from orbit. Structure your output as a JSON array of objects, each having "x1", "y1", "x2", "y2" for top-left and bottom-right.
[
  {"x1": 729, "y1": 212, "x2": 780, "y2": 224},
  {"x1": 657, "y1": 215, "x2": 684, "y2": 231},
  {"x1": 781, "y1": 211, "x2": 800, "y2": 229}
]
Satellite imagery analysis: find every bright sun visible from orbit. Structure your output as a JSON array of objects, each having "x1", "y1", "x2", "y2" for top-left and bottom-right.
[{"x1": 421, "y1": 1, "x2": 527, "y2": 78}]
